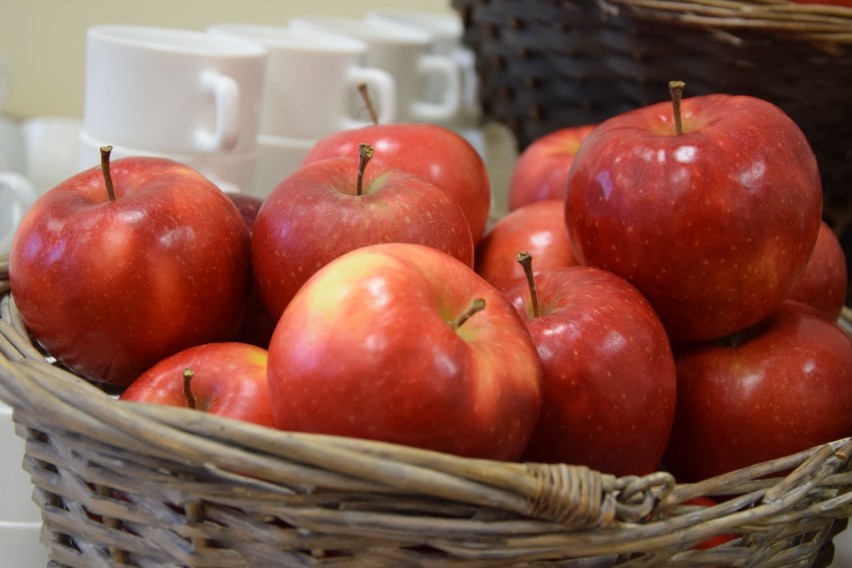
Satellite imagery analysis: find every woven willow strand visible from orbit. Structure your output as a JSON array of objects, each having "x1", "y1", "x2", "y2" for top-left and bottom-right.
[{"x1": 599, "y1": 0, "x2": 852, "y2": 43}]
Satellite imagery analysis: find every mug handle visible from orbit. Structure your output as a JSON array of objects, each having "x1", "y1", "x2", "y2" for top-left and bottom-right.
[
  {"x1": 411, "y1": 54, "x2": 461, "y2": 123},
  {"x1": 194, "y1": 70, "x2": 240, "y2": 152},
  {"x1": 342, "y1": 67, "x2": 398, "y2": 128},
  {"x1": 0, "y1": 171, "x2": 37, "y2": 253},
  {"x1": 455, "y1": 47, "x2": 481, "y2": 120}
]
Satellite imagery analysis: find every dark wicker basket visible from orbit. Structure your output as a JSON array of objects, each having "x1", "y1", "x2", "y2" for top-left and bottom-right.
[
  {"x1": 452, "y1": 0, "x2": 852, "y2": 301},
  {"x1": 1, "y1": 252, "x2": 852, "y2": 566}
]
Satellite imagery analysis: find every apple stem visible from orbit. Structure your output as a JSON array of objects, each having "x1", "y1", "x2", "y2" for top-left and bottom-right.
[
  {"x1": 358, "y1": 83, "x2": 380, "y2": 125},
  {"x1": 357, "y1": 143, "x2": 374, "y2": 196},
  {"x1": 516, "y1": 251, "x2": 540, "y2": 318},
  {"x1": 669, "y1": 81, "x2": 686, "y2": 136},
  {"x1": 452, "y1": 298, "x2": 486, "y2": 330},
  {"x1": 100, "y1": 145, "x2": 116, "y2": 201},
  {"x1": 182, "y1": 368, "x2": 197, "y2": 410}
]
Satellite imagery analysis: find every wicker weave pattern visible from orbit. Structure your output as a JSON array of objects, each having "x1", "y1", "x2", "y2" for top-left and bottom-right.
[
  {"x1": 600, "y1": 0, "x2": 852, "y2": 43},
  {"x1": 0, "y1": 253, "x2": 851, "y2": 566}
]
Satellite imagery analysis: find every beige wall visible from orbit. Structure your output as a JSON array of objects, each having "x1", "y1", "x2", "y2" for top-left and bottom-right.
[{"x1": 0, "y1": 0, "x2": 455, "y2": 119}]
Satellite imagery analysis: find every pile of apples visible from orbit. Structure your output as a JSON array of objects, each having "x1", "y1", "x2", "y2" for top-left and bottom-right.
[{"x1": 7, "y1": 81, "x2": 851, "y2": 482}]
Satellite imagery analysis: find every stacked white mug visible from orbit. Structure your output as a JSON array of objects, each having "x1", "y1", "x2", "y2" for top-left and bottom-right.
[
  {"x1": 364, "y1": 9, "x2": 481, "y2": 130},
  {"x1": 206, "y1": 24, "x2": 398, "y2": 197},
  {"x1": 0, "y1": 53, "x2": 38, "y2": 256},
  {"x1": 288, "y1": 15, "x2": 462, "y2": 125},
  {"x1": 78, "y1": 25, "x2": 268, "y2": 194}
]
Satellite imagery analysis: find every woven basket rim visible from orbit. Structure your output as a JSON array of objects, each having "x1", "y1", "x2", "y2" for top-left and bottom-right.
[
  {"x1": 597, "y1": 0, "x2": 852, "y2": 46},
  {"x1": 1, "y1": 252, "x2": 851, "y2": 564}
]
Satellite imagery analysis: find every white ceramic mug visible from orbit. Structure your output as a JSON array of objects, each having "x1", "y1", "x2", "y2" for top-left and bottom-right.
[
  {"x1": 0, "y1": 114, "x2": 25, "y2": 174},
  {"x1": 19, "y1": 116, "x2": 83, "y2": 192},
  {"x1": 0, "y1": 172, "x2": 37, "y2": 254},
  {"x1": 78, "y1": 129, "x2": 256, "y2": 195},
  {"x1": 253, "y1": 134, "x2": 315, "y2": 197},
  {"x1": 83, "y1": 25, "x2": 267, "y2": 155},
  {"x1": 365, "y1": 10, "x2": 480, "y2": 125},
  {"x1": 289, "y1": 16, "x2": 461, "y2": 124},
  {"x1": 207, "y1": 24, "x2": 397, "y2": 139}
]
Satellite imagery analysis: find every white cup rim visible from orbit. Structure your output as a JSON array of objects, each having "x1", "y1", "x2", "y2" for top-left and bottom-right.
[
  {"x1": 208, "y1": 24, "x2": 368, "y2": 54},
  {"x1": 290, "y1": 16, "x2": 433, "y2": 46},
  {"x1": 366, "y1": 10, "x2": 463, "y2": 39},
  {"x1": 257, "y1": 133, "x2": 317, "y2": 150},
  {"x1": 79, "y1": 129, "x2": 258, "y2": 164},
  {"x1": 0, "y1": 520, "x2": 42, "y2": 529},
  {"x1": 88, "y1": 24, "x2": 267, "y2": 57}
]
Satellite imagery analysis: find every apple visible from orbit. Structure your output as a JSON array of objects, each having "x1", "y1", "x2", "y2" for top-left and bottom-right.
[
  {"x1": 508, "y1": 124, "x2": 596, "y2": 211},
  {"x1": 684, "y1": 497, "x2": 739, "y2": 551},
  {"x1": 9, "y1": 148, "x2": 252, "y2": 386},
  {"x1": 226, "y1": 192, "x2": 277, "y2": 348},
  {"x1": 565, "y1": 82, "x2": 823, "y2": 343},
  {"x1": 662, "y1": 300, "x2": 852, "y2": 481},
  {"x1": 120, "y1": 341, "x2": 274, "y2": 427},
  {"x1": 252, "y1": 144, "x2": 474, "y2": 320},
  {"x1": 302, "y1": 123, "x2": 491, "y2": 244},
  {"x1": 266, "y1": 242, "x2": 543, "y2": 461},
  {"x1": 474, "y1": 199, "x2": 577, "y2": 292},
  {"x1": 786, "y1": 220, "x2": 847, "y2": 321},
  {"x1": 505, "y1": 254, "x2": 677, "y2": 476}
]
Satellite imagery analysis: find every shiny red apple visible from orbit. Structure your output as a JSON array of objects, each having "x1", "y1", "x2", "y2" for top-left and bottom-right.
[
  {"x1": 252, "y1": 144, "x2": 474, "y2": 320},
  {"x1": 565, "y1": 83, "x2": 823, "y2": 343},
  {"x1": 786, "y1": 220, "x2": 847, "y2": 320},
  {"x1": 120, "y1": 342, "x2": 274, "y2": 427},
  {"x1": 663, "y1": 301, "x2": 852, "y2": 481},
  {"x1": 505, "y1": 256, "x2": 677, "y2": 476},
  {"x1": 303, "y1": 123, "x2": 491, "y2": 243},
  {"x1": 475, "y1": 199, "x2": 577, "y2": 292},
  {"x1": 9, "y1": 149, "x2": 252, "y2": 386},
  {"x1": 266, "y1": 242, "x2": 543, "y2": 461},
  {"x1": 508, "y1": 124, "x2": 596, "y2": 211}
]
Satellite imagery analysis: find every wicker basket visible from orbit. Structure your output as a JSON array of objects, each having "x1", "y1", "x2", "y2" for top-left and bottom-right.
[
  {"x1": 452, "y1": 0, "x2": 852, "y2": 300},
  {"x1": 0, "y1": 254, "x2": 851, "y2": 567}
]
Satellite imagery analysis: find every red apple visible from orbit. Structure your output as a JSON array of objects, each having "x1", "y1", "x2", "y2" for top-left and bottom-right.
[
  {"x1": 565, "y1": 83, "x2": 823, "y2": 343},
  {"x1": 508, "y1": 124, "x2": 596, "y2": 211},
  {"x1": 9, "y1": 149, "x2": 252, "y2": 386},
  {"x1": 266, "y1": 242, "x2": 543, "y2": 461},
  {"x1": 302, "y1": 123, "x2": 491, "y2": 243},
  {"x1": 120, "y1": 342, "x2": 274, "y2": 427},
  {"x1": 684, "y1": 497, "x2": 739, "y2": 551},
  {"x1": 663, "y1": 301, "x2": 852, "y2": 481},
  {"x1": 505, "y1": 256, "x2": 676, "y2": 476},
  {"x1": 226, "y1": 192, "x2": 277, "y2": 348},
  {"x1": 475, "y1": 199, "x2": 577, "y2": 292},
  {"x1": 252, "y1": 144, "x2": 474, "y2": 320},
  {"x1": 786, "y1": 221, "x2": 847, "y2": 321}
]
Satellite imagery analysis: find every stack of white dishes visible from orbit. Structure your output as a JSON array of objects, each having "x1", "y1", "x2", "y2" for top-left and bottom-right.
[
  {"x1": 78, "y1": 25, "x2": 268, "y2": 195},
  {"x1": 0, "y1": 400, "x2": 49, "y2": 566},
  {"x1": 207, "y1": 24, "x2": 397, "y2": 197},
  {"x1": 0, "y1": 54, "x2": 36, "y2": 255}
]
